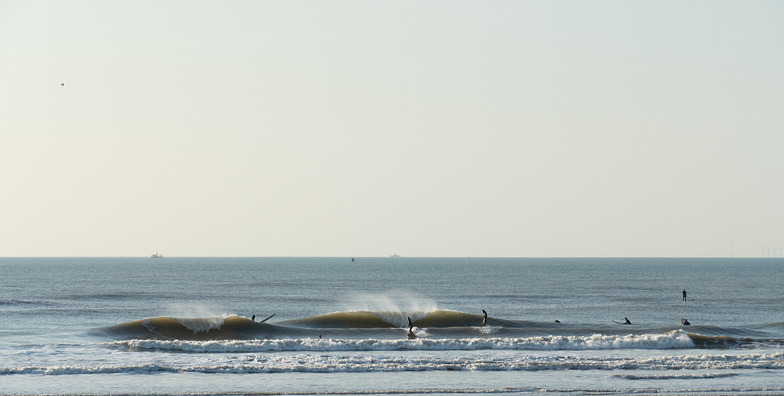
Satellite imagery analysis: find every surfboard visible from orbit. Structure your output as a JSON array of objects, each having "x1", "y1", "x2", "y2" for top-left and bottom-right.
[
  {"x1": 258, "y1": 313, "x2": 275, "y2": 324},
  {"x1": 407, "y1": 331, "x2": 417, "y2": 339},
  {"x1": 612, "y1": 320, "x2": 632, "y2": 325}
]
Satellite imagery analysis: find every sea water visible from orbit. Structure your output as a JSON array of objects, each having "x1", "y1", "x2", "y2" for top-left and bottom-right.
[{"x1": 1, "y1": 257, "x2": 783, "y2": 395}]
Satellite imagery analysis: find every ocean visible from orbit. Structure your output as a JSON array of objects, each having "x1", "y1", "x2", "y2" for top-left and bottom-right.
[{"x1": 1, "y1": 257, "x2": 782, "y2": 395}]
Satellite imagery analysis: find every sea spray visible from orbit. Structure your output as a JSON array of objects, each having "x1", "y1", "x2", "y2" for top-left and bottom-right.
[
  {"x1": 163, "y1": 303, "x2": 232, "y2": 333},
  {"x1": 339, "y1": 291, "x2": 438, "y2": 327}
]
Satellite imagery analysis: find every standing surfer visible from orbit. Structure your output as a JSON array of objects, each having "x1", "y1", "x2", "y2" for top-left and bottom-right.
[
  {"x1": 482, "y1": 310, "x2": 487, "y2": 326},
  {"x1": 407, "y1": 317, "x2": 413, "y2": 333},
  {"x1": 682, "y1": 289, "x2": 687, "y2": 302}
]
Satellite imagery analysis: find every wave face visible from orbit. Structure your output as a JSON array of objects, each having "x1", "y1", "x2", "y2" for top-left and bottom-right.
[
  {"x1": 98, "y1": 315, "x2": 285, "y2": 340},
  {"x1": 97, "y1": 310, "x2": 501, "y2": 340},
  {"x1": 281, "y1": 309, "x2": 494, "y2": 329}
]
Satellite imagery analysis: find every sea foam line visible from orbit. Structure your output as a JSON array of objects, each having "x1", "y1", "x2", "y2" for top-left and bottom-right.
[
  {"x1": 3, "y1": 353, "x2": 784, "y2": 376},
  {"x1": 112, "y1": 332, "x2": 695, "y2": 353}
]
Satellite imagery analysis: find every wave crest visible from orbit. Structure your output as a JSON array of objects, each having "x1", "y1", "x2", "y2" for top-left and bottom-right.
[{"x1": 98, "y1": 315, "x2": 263, "y2": 340}]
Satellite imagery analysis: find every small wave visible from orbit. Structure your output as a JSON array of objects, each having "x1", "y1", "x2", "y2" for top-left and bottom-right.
[
  {"x1": 686, "y1": 333, "x2": 784, "y2": 349},
  {"x1": 614, "y1": 372, "x2": 740, "y2": 380},
  {"x1": 112, "y1": 331, "x2": 695, "y2": 352}
]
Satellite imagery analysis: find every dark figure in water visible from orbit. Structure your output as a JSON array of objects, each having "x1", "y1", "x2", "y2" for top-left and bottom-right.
[
  {"x1": 624, "y1": 317, "x2": 631, "y2": 325},
  {"x1": 682, "y1": 289, "x2": 687, "y2": 302},
  {"x1": 482, "y1": 310, "x2": 488, "y2": 326},
  {"x1": 407, "y1": 317, "x2": 414, "y2": 333},
  {"x1": 554, "y1": 320, "x2": 561, "y2": 323},
  {"x1": 682, "y1": 319, "x2": 691, "y2": 326},
  {"x1": 251, "y1": 315, "x2": 255, "y2": 322}
]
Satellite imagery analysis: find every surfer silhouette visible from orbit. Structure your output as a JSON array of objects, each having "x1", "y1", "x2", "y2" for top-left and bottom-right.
[
  {"x1": 682, "y1": 289, "x2": 687, "y2": 302},
  {"x1": 681, "y1": 318, "x2": 691, "y2": 326},
  {"x1": 407, "y1": 316, "x2": 413, "y2": 332},
  {"x1": 482, "y1": 310, "x2": 487, "y2": 326},
  {"x1": 624, "y1": 317, "x2": 631, "y2": 325},
  {"x1": 251, "y1": 315, "x2": 255, "y2": 322}
]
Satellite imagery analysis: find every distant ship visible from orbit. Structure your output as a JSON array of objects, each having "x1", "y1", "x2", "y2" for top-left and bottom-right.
[
  {"x1": 151, "y1": 253, "x2": 163, "y2": 258},
  {"x1": 390, "y1": 254, "x2": 401, "y2": 258}
]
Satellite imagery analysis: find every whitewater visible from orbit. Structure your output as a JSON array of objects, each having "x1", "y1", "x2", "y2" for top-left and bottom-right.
[{"x1": 1, "y1": 257, "x2": 783, "y2": 394}]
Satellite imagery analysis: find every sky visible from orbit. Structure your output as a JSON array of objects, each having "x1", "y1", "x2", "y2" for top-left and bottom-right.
[{"x1": 1, "y1": 1, "x2": 783, "y2": 257}]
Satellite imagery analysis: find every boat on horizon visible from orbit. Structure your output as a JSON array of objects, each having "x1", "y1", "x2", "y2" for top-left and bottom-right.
[{"x1": 151, "y1": 253, "x2": 163, "y2": 258}]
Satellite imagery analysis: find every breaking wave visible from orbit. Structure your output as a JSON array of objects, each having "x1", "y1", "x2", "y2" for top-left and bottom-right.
[
  {"x1": 112, "y1": 331, "x2": 695, "y2": 352},
  {"x1": 92, "y1": 310, "x2": 784, "y2": 352},
  {"x1": 6, "y1": 352, "x2": 784, "y2": 376}
]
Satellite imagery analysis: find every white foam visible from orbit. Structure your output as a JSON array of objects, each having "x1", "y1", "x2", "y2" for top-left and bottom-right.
[
  {"x1": 7, "y1": 352, "x2": 784, "y2": 375},
  {"x1": 112, "y1": 331, "x2": 697, "y2": 353}
]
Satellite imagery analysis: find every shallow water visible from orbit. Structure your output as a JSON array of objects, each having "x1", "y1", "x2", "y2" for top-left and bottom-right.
[{"x1": 1, "y1": 257, "x2": 783, "y2": 394}]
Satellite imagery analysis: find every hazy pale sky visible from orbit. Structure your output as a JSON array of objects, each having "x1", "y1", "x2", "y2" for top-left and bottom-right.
[{"x1": 1, "y1": 1, "x2": 782, "y2": 257}]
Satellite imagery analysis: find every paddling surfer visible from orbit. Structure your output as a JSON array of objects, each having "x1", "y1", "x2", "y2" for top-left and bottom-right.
[
  {"x1": 482, "y1": 310, "x2": 487, "y2": 326},
  {"x1": 624, "y1": 317, "x2": 631, "y2": 325},
  {"x1": 681, "y1": 318, "x2": 690, "y2": 326}
]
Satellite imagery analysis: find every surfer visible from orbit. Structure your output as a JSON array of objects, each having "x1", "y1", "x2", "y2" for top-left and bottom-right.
[
  {"x1": 624, "y1": 317, "x2": 631, "y2": 325},
  {"x1": 682, "y1": 289, "x2": 687, "y2": 302},
  {"x1": 554, "y1": 320, "x2": 561, "y2": 323},
  {"x1": 482, "y1": 310, "x2": 487, "y2": 326},
  {"x1": 681, "y1": 318, "x2": 691, "y2": 326},
  {"x1": 407, "y1": 316, "x2": 414, "y2": 333},
  {"x1": 251, "y1": 315, "x2": 255, "y2": 322}
]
